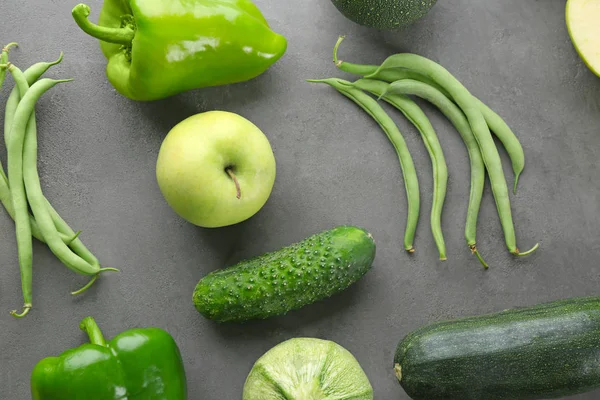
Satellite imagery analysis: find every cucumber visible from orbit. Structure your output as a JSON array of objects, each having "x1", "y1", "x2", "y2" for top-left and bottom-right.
[
  {"x1": 330, "y1": 0, "x2": 437, "y2": 30},
  {"x1": 394, "y1": 296, "x2": 600, "y2": 400},
  {"x1": 243, "y1": 338, "x2": 374, "y2": 399},
  {"x1": 193, "y1": 226, "x2": 376, "y2": 322}
]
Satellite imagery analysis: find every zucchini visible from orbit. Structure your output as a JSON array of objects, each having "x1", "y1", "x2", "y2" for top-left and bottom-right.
[
  {"x1": 330, "y1": 0, "x2": 437, "y2": 30},
  {"x1": 394, "y1": 296, "x2": 600, "y2": 400},
  {"x1": 193, "y1": 226, "x2": 376, "y2": 322}
]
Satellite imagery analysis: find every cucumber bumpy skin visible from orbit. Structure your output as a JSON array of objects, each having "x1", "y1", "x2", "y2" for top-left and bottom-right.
[
  {"x1": 243, "y1": 338, "x2": 374, "y2": 400},
  {"x1": 193, "y1": 226, "x2": 376, "y2": 323}
]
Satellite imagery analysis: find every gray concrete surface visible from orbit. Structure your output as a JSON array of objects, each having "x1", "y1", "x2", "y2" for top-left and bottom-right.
[{"x1": 1, "y1": 0, "x2": 600, "y2": 398}]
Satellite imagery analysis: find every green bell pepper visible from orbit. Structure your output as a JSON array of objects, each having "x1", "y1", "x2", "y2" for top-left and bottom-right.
[
  {"x1": 31, "y1": 317, "x2": 187, "y2": 399},
  {"x1": 71, "y1": 0, "x2": 287, "y2": 101}
]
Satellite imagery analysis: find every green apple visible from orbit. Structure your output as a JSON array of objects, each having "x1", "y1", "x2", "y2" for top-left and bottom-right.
[
  {"x1": 156, "y1": 111, "x2": 276, "y2": 228},
  {"x1": 566, "y1": 0, "x2": 600, "y2": 77}
]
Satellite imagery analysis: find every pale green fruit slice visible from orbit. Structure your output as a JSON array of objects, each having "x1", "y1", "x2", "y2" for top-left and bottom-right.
[
  {"x1": 243, "y1": 338, "x2": 374, "y2": 400},
  {"x1": 566, "y1": 0, "x2": 600, "y2": 77}
]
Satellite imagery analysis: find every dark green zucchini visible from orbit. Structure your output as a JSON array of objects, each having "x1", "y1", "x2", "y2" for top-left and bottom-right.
[
  {"x1": 394, "y1": 296, "x2": 600, "y2": 400},
  {"x1": 329, "y1": 0, "x2": 437, "y2": 30}
]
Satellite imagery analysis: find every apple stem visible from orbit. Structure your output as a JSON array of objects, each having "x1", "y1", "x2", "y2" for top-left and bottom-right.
[{"x1": 226, "y1": 168, "x2": 241, "y2": 199}]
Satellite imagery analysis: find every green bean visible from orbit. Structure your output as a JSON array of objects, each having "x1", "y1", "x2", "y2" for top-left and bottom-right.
[
  {"x1": 363, "y1": 53, "x2": 538, "y2": 256},
  {"x1": 4, "y1": 52, "x2": 63, "y2": 146},
  {"x1": 349, "y1": 78, "x2": 448, "y2": 260},
  {"x1": 2, "y1": 54, "x2": 63, "y2": 185},
  {"x1": 0, "y1": 43, "x2": 18, "y2": 183},
  {"x1": 333, "y1": 36, "x2": 525, "y2": 194},
  {"x1": 44, "y1": 199, "x2": 100, "y2": 269},
  {"x1": 474, "y1": 101, "x2": 524, "y2": 193},
  {"x1": 10, "y1": 66, "x2": 116, "y2": 296},
  {"x1": 0, "y1": 43, "x2": 17, "y2": 85},
  {"x1": 0, "y1": 175, "x2": 77, "y2": 244},
  {"x1": 377, "y1": 78, "x2": 487, "y2": 267},
  {"x1": 8, "y1": 67, "x2": 107, "y2": 280},
  {"x1": 4, "y1": 63, "x2": 35, "y2": 318},
  {"x1": 2, "y1": 53, "x2": 99, "y2": 265},
  {"x1": 21, "y1": 85, "x2": 101, "y2": 274},
  {"x1": 307, "y1": 77, "x2": 420, "y2": 252},
  {"x1": 0, "y1": 53, "x2": 80, "y2": 245},
  {"x1": 0, "y1": 48, "x2": 49, "y2": 240},
  {"x1": 5, "y1": 66, "x2": 99, "y2": 317},
  {"x1": 0, "y1": 165, "x2": 6, "y2": 192}
]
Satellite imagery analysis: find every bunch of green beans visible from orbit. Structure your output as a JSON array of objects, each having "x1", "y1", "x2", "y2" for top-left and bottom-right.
[
  {"x1": 308, "y1": 36, "x2": 539, "y2": 267},
  {"x1": 0, "y1": 43, "x2": 117, "y2": 318}
]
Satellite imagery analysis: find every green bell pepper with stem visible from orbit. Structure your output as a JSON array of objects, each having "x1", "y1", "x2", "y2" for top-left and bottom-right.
[
  {"x1": 71, "y1": 0, "x2": 288, "y2": 101},
  {"x1": 31, "y1": 317, "x2": 187, "y2": 399}
]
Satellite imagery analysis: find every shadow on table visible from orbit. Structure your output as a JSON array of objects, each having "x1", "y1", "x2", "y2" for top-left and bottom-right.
[
  {"x1": 329, "y1": 1, "x2": 444, "y2": 62},
  {"x1": 191, "y1": 223, "x2": 247, "y2": 275},
  {"x1": 135, "y1": 70, "x2": 282, "y2": 143}
]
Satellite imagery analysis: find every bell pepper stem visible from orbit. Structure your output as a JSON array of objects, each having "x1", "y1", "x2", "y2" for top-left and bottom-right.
[
  {"x1": 72, "y1": 4, "x2": 135, "y2": 46},
  {"x1": 80, "y1": 316, "x2": 107, "y2": 346}
]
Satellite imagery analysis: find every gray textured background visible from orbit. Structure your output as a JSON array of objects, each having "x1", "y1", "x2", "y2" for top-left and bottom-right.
[{"x1": 1, "y1": 0, "x2": 600, "y2": 398}]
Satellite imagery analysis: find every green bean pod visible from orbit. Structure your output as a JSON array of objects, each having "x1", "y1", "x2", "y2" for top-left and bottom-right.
[
  {"x1": 333, "y1": 36, "x2": 525, "y2": 194},
  {"x1": 0, "y1": 176, "x2": 76, "y2": 244},
  {"x1": 8, "y1": 69, "x2": 99, "y2": 277},
  {"x1": 308, "y1": 77, "x2": 421, "y2": 253},
  {"x1": 0, "y1": 42, "x2": 17, "y2": 89},
  {"x1": 0, "y1": 43, "x2": 18, "y2": 184},
  {"x1": 0, "y1": 53, "x2": 78, "y2": 244},
  {"x1": 4, "y1": 52, "x2": 63, "y2": 146},
  {"x1": 380, "y1": 78, "x2": 487, "y2": 267},
  {"x1": 5, "y1": 64, "x2": 35, "y2": 317},
  {"x1": 6, "y1": 67, "x2": 108, "y2": 317},
  {"x1": 365, "y1": 54, "x2": 537, "y2": 256},
  {"x1": 474, "y1": 99, "x2": 525, "y2": 193},
  {"x1": 44, "y1": 198, "x2": 100, "y2": 268},
  {"x1": 2, "y1": 52, "x2": 62, "y2": 182},
  {"x1": 350, "y1": 78, "x2": 448, "y2": 260},
  {"x1": 2, "y1": 53, "x2": 99, "y2": 265}
]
